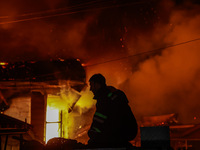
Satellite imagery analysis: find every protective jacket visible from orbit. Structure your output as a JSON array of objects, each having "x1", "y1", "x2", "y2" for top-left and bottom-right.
[{"x1": 87, "y1": 86, "x2": 138, "y2": 148}]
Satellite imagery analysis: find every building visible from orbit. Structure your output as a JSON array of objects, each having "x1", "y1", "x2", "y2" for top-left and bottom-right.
[{"x1": 0, "y1": 59, "x2": 87, "y2": 149}]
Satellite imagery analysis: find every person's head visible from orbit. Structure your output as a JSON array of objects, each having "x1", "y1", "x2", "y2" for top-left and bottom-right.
[{"x1": 89, "y1": 74, "x2": 106, "y2": 95}]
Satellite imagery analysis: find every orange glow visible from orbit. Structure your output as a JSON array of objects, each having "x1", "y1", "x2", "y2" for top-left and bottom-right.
[
  {"x1": 45, "y1": 87, "x2": 92, "y2": 143},
  {"x1": 81, "y1": 63, "x2": 86, "y2": 67},
  {"x1": 45, "y1": 95, "x2": 66, "y2": 143},
  {"x1": 46, "y1": 106, "x2": 60, "y2": 143},
  {"x1": 58, "y1": 58, "x2": 65, "y2": 61},
  {"x1": 0, "y1": 62, "x2": 8, "y2": 65}
]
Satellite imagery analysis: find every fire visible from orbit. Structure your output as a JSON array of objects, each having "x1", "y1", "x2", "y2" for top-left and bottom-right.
[
  {"x1": 45, "y1": 94, "x2": 69, "y2": 143},
  {"x1": 0, "y1": 62, "x2": 8, "y2": 65},
  {"x1": 46, "y1": 105, "x2": 61, "y2": 143},
  {"x1": 45, "y1": 86, "x2": 91, "y2": 143}
]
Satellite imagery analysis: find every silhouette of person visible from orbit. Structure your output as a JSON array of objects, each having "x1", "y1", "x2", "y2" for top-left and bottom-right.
[{"x1": 87, "y1": 73, "x2": 138, "y2": 148}]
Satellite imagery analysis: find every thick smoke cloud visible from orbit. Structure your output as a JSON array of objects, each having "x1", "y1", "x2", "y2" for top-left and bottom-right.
[
  {"x1": 112, "y1": 0, "x2": 200, "y2": 124},
  {"x1": 0, "y1": 0, "x2": 158, "y2": 62},
  {"x1": 0, "y1": 0, "x2": 97, "y2": 62}
]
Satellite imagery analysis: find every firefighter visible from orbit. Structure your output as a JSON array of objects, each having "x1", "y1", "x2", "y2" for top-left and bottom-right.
[{"x1": 87, "y1": 73, "x2": 138, "y2": 148}]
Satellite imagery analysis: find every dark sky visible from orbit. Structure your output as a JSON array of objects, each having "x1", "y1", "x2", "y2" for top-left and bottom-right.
[
  {"x1": 0, "y1": 0, "x2": 200, "y2": 124},
  {"x1": 0, "y1": 0, "x2": 190, "y2": 63},
  {"x1": 0, "y1": 0, "x2": 199, "y2": 63}
]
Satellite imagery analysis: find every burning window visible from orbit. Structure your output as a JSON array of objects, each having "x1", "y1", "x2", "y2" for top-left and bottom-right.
[
  {"x1": 45, "y1": 87, "x2": 82, "y2": 143},
  {"x1": 46, "y1": 105, "x2": 62, "y2": 143}
]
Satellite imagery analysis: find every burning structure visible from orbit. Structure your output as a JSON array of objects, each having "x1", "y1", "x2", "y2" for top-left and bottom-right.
[
  {"x1": 1, "y1": 59, "x2": 200, "y2": 150},
  {"x1": 0, "y1": 59, "x2": 91, "y2": 149},
  {"x1": 0, "y1": 0, "x2": 200, "y2": 149}
]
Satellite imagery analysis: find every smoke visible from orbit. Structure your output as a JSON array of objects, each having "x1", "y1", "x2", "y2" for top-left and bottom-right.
[
  {"x1": 0, "y1": 0, "x2": 200, "y2": 125},
  {"x1": 116, "y1": 0, "x2": 200, "y2": 124},
  {"x1": 0, "y1": 17, "x2": 95, "y2": 62},
  {"x1": 86, "y1": 0, "x2": 200, "y2": 124},
  {"x1": 0, "y1": 0, "x2": 98, "y2": 62}
]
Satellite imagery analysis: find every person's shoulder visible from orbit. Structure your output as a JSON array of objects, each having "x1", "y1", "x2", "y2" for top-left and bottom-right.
[
  {"x1": 106, "y1": 86, "x2": 125, "y2": 95},
  {"x1": 106, "y1": 86, "x2": 117, "y2": 92},
  {"x1": 106, "y1": 85, "x2": 121, "y2": 92},
  {"x1": 106, "y1": 86, "x2": 129, "y2": 103},
  {"x1": 114, "y1": 88, "x2": 125, "y2": 96}
]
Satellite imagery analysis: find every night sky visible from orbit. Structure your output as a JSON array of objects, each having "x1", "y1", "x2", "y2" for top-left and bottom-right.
[
  {"x1": 0, "y1": 0, "x2": 196, "y2": 63},
  {"x1": 0, "y1": 0, "x2": 200, "y2": 124}
]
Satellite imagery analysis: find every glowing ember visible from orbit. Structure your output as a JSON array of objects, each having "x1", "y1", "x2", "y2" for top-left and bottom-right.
[{"x1": 0, "y1": 62, "x2": 8, "y2": 65}]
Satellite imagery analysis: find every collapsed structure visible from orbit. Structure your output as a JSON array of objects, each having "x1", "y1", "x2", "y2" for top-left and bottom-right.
[{"x1": 0, "y1": 59, "x2": 87, "y2": 149}]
